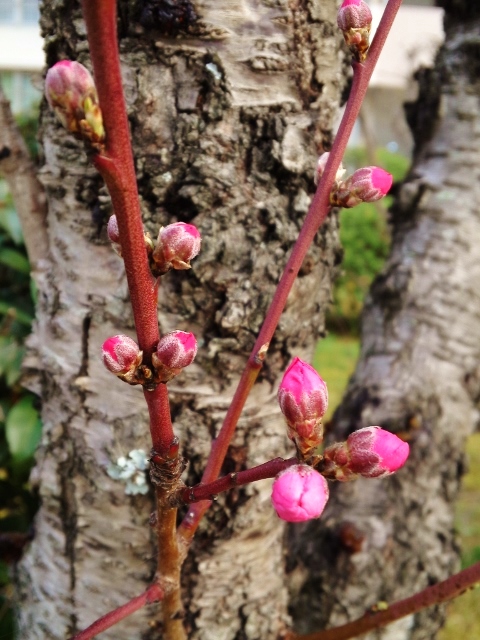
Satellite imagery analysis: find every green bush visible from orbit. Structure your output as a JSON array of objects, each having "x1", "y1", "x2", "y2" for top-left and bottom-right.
[{"x1": 0, "y1": 186, "x2": 40, "y2": 639}]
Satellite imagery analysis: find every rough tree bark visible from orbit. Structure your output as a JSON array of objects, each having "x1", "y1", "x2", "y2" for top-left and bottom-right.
[
  {"x1": 16, "y1": 1, "x2": 345, "y2": 638},
  {"x1": 290, "y1": 2, "x2": 480, "y2": 639}
]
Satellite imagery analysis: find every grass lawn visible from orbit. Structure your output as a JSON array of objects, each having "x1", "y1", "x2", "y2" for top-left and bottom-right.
[
  {"x1": 439, "y1": 431, "x2": 480, "y2": 640},
  {"x1": 313, "y1": 333, "x2": 480, "y2": 637}
]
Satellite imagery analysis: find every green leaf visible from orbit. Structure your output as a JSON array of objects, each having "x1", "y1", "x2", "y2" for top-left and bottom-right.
[
  {"x1": 0, "y1": 206, "x2": 24, "y2": 245},
  {"x1": 5, "y1": 345, "x2": 25, "y2": 387},
  {"x1": 0, "y1": 247, "x2": 30, "y2": 274},
  {"x1": 5, "y1": 395, "x2": 41, "y2": 462},
  {"x1": 0, "y1": 337, "x2": 21, "y2": 377}
]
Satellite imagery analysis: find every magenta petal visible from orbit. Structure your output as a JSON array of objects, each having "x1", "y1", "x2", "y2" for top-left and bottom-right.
[{"x1": 271, "y1": 466, "x2": 329, "y2": 523}]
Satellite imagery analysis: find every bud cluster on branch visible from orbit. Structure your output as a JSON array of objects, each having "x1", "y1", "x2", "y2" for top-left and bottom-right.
[
  {"x1": 271, "y1": 357, "x2": 409, "y2": 522},
  {"x1": 42, "y1": 1, "x2": 423, "y2": 638}
]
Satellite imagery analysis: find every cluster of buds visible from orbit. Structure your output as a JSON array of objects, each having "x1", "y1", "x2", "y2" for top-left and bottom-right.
[
  {"x1": 102, "y1": 330, "x2": 197, "y2": 387},
  {"x1": 322, "y1": 426, "x2": 410, "y2": 481},
  {"x1": 330, "y1": 166, "x2": 393, "y2": 208},
  {"x1": 271, "y1": 465, "x2": 329, "y2": 522},
  {"x1": 337, "y1": 0, "x2": 373, "y2": 63},
  {"x1": 277, "y1": 357, "x2": 328, "y2": 458},
  {"x1": 45, "y1": 60, "x2": 105, "y2": 148},
  {"x1": 151, "y1": 222, "x2": 202, "y2": 275},
  {"x1": 316, "y1": 153, "x2": 392, "y2": 208},
  {"x1": 106, "y1": 217, "x2": 201, "y2": 277},
  {"x1": 272, "y1": 359, "x2": 410, "y2": 523}
]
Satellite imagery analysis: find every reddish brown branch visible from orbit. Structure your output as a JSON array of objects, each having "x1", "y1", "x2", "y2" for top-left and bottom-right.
[
  {"x1": 80, "y1": 2, "x2": 183, "y2": 637},
  {"x1": 81, "y1": 0, "x2": 174, "y2": 454},
  {"x1": 69, "y1": 584, "x2": 164, "y2": 640},
  {"x1": 177, "y1": 0, "x2": 404, "y2": 543},
  {"x1": 155, "y1": 500, "x2": 185, "y2": 640},
  {"x1": 172, "y1": 457, "x2": 298, "y2": 506},
  {"x1": 289, "y1": 562, "x2": 480, "y2": 640}
]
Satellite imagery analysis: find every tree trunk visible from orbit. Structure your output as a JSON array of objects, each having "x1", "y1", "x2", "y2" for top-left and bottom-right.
[
  {"x1": 16, "y1": 1, "x2": 344, "y2": 638},
  {"x1": 290, "y1": 2, "x2": 480, "y2": 638}
]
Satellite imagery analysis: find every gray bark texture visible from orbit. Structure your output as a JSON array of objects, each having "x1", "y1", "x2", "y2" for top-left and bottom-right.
[
  {"x1": 16, "y1": 1, "x2": 345, "y2": 638},
  {"x1": 289, "y1": 2, "x2": 480, "y2": 639}
]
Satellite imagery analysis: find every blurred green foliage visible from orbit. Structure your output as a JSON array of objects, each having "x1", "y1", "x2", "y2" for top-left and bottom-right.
[
  {"x1": 327, "y1": 147, "x2": 410, "y2": 334},
  {"x1": 0, "y1": 109, "x2": 41, "y2": 638}
]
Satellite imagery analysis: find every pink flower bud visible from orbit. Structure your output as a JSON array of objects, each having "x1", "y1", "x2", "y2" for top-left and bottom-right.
[
  {"x1": 152, "y1": 330, "x2": 198, "y2": 382},
  {"x1": 337, "y1": 0, "x2": 372, "y2": 31},
  {"x1": 322, "y1": 426, "x2": 410, "y2": 480},
  {"x1": 331, "y1": 166, "x2": 392, "y2": 208},
  {"x1": 152, "y1": 222, "x2": 201, "y2": 274},
  {"x1": 278, "y1": 357, "x2": 328, "y2": 455},
  {"x1": 45, "y1": 60, "x2": 105, "y2": 144},
  {"x1": 315, "y1": 152, "x2": 346, "y2": 186},
  {"x1": 271, "y1": 465, "x2": 329, "y2": 522},
  {"x1": 350, "y1": 167, "x2": 393, "y2": 201},
  {"x1": 346, "y1": 427, "x2": 410, "y2": 478},
  {"x1": 337, "y1": 0, "x2": 372, "y2": 62},
  {"x1": 102, "y1": 335, "x2": 142, "y2": 383},
  {"x1": 107, "y1": 215, "x2": 120, "y2": 244}
]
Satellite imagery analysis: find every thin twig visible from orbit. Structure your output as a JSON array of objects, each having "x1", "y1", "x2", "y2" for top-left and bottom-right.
[
  {"x1": 288, "y1": 562, "x2": 480, "y2": 640},
  {"x1": 172, "y1": 457, "x2": 298, "y2": 506},
  {"x1": 69, "y1": 584, "x2": 164, "y2": 640},
  {"x1": 81, "y1": 2, "x2": 182, "y2": 637}
]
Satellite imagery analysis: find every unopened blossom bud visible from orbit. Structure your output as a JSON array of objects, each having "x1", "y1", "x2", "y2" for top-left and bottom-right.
[
  {"x1": 152, "y1": 330, "x2": 198, "y2": 382},
  {"x1": 271, "y1": 465, "x2": 329, "y2": 522},
  {"x1": 45, "y1": 60, "x2": 105, "y2": 145},
  {"x1": 331, "y1": 166, "x2": 392, "y2": 208},
  {"x1": 322, "y1": 426, "x2": 410, "y2": 481},
  {"x1": 337, "y1": 0, "x2": 373, "y2": 62},
  {"x1": 315, "y1": 152, "x2": 346, "y2": 186},
  {"x1": 278, "y1": 357, "x2": 328, "y2": 456},
  {"x1": 102, "y1": 335, "x2": 143, "y2": 384},
  {"x1": 107, "y1": 215, "x2": 120, "y2": 244},
  {"x1": 152, "y1": 222, "x2": 201, "y2": 274}
]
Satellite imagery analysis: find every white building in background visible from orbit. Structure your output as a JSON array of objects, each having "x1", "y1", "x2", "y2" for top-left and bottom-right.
[
  {"x1": 0, "y1": 0, "x2": 43, "y2": 113},
  {"x1": 347, "y1": 0, "x2": 444, "y2": 154}
]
